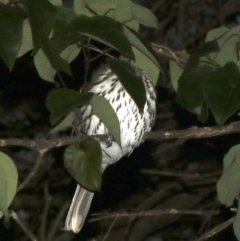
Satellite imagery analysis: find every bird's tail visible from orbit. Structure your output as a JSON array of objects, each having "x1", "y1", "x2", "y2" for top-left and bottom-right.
[{"x1": 64, "y1": 185, "x2": 94, "y2": 233}]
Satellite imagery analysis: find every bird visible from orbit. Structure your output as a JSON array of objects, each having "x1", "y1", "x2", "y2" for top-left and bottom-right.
[{"x1": 64, "y1": 63, "x2": 156, "y2": 233}]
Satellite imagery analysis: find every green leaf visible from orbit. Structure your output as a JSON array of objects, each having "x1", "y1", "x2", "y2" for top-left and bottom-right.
[
  {"x1": 49, "y1": 0, "x2": 62, "y2": 5},
  {"x1": 107, "y1": 58, "x2": 146, "y2": 112},
  {"x1": 41, "y1": 39, "x2": 72, "y2": 76},
  {"x1": 22, "y1": 0, "x2": 76, "y2": 51},
  {"x1": 205, "y1": 26, "x2": 228, "y2": 42},
  {"x1": 22, "y1": 0, "x2": 57, "y2": 52},
  {"x1": 169, "y1": 59, "x2": 184, "y2": 91},
  {"x1": 22, "y1": 0, "x2": 76, "y2": 75},
  {"x1": 74, "y1": 0, "x2": 117, "y2": 18},
  {"x1": 233, "y1": 196, "x2": 240, "y2": 241},
  {"x1": 0, "y1": 3, "x2": 24, "y2": 70},
  {"x1": 131, "y1": 4, "x2": 158, "y2": 28},
  {"x1": 64, "y1": 141, "x2": 102, "y2": 191},
  {"x1": 50, "y1": 112, "x2": 76, "y2": 134},
  {"x1": 90, "y1": 94, "x2": 121, "y2": 147},
  {"x1": 207, "y1": 26, "x2": 240, "y2": 66},
  {"x1": 74, "y1": 0, "x2": 139, "y2": 31},
  {"x1": 198, "y1": 101, "x2": 209, "y2": 123},
  {"x1": 203, "y1": 62, "x2": 240, "y2": 126},
  {"x1": 123, "y1": 26, "x2": 161, "y2": 84},
  {"x1": 186, "y1": 40, "x2": 220, "y2": 56},
  {"x1": 74, "y1": 0, "x2": 116, "y2": 17},
  {"x1": 17, "y1": 19, "x2": 33, "y2": 57},
  {"x1": 131, "y1": 47, "x2": 159, "y2": 85},
  {"x1": 34, "y1": 49, "x2": 56, "y2": 82},
  {"x1": 51, "y1": 15, "x2": 134, "y2": 59},
  {"x1": 51, "y1": 19, "x2": 82, "y2": 53},
  {"x1": 114, "y1": 0, "x2": 138, "y2": 30},
  {"x1": 217, "y1": 149, "x2": 240, "y2": 207},
  {"x1": 46, "y1": 89, "x2": 93, "y2": 125},
  {"x1": 34, "y1": 44, "x2": 80, "y2": 82},
  {"x1": 60, "y1": 44, "x2": 80, "y2": 63},
  {"x1": 215, "y1": 34, "x2": 239, "y2": 66},
  {"x1": 0, "y1": 152, "x2": 18, "y2": 219},
  {"x1": 223, "y1": 144, "x2": 240, "y2": 170},
  {"x1": 176, "y1": 64, "x2": 215, "y2": 116}
]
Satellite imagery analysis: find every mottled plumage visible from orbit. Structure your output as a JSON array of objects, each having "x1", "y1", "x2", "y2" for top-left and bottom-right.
[{"x1": 65, "y1": 64, "x2": 156, "y2": 233}]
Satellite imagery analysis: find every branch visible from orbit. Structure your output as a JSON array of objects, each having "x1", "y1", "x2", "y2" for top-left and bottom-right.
[
  {"x1": 1, "y1": 122, "x2": 240, "y2": 150},
  {"x1": 144, "y1": 122, "x2": 240, "y2": 140},
  {"x1": 140, "y1": 169, "x2": 222, "y2": 179},
  {"x1": 11, "y1": 211, "x2": 38, "y2": 241},
  {"x1": 196, "y1": 217, "x2": 234, "y2": 241},
  {"x1": 0, "y1": 135, "x2": 107, "y2": 149},
  {"x1": 17, "y1": 150, "x2": 46, "y2": 192},
  {"x1": 46, "y1": 200, "x2": 70, "y2": 241},
  {"x1": 89, "y1": 209, "x2": 220, "y2": 223}
]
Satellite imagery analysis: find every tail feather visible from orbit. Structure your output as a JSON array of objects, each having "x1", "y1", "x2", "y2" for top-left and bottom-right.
[{"x1": 64, "y1": 185, "x2": 94, "y2": 233}]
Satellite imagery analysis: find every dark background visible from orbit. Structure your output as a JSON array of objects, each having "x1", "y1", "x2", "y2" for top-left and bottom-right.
[{"x1": 1, "y1": 0, "x2": 240, "y2": 240}]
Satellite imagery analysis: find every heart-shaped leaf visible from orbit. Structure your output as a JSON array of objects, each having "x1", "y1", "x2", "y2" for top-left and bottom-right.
[
  {"x1": 52, "y1": 15, "x2": 134, "y2": 59},
  {"x1": 46, "y1": 89, "x2": 93, "y2": 124},
  {"x1": 0, "y1": 3, "x2": 24, "y2": 70},
  {"x1": 203, "y1": 62, "x2": 240, "y2": 126},
  {"x1": 64, "y1": 141, "x2": 102, "y2": 191},
  {"x1": 131, "y1": 4, "x2": 158, "y2": 29},
  {"x1": 176, "y1": 64, "x2": 215, "y2": 116},
  {"x1": 22, "y1": 0, "x2": 76, "y2": 52}
]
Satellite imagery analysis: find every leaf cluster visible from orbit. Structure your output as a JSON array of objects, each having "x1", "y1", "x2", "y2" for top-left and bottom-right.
[
  {"x1": 169, "y1": 25, "x2": 240, "y2": 241},
  {"x1": 0, "y1": 0, "x2": 162, "y2": 214},
  {"x1": 170, "y1": 26, "x2": 240, "y2": 126}
]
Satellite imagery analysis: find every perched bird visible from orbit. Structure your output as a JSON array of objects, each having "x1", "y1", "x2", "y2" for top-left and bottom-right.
[{"x1": 64, "y1": 64, "x2": 156, "y2": 233}]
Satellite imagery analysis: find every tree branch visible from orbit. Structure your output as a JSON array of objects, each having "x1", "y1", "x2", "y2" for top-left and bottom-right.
[
  {"x1": 89, "y1": 209, "x2": 220, "y2": 223},
  {"x1": 17, "y1": 150, "x2": 46, "y2": 192},
  {"x1": 11, "y1": 211, "x2": 38, "y2": 241},
  {"x1": 1, "y1": 122, "x2": 240, "y2": 151},
  {"x1": 144, "y1": 122, "x2": 240, "y2": 140}
]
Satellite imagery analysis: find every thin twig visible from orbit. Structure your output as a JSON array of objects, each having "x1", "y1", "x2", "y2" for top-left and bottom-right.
[
  {"x1": 46, "y1": 200, "x2": 71, "y2": 241},
  {"x1": 89, "y1": 209, "x2": 220, "y2": 223},
  {"x1": 89, "y1": 47, "x2": 112, "y2": 63},
  {"x1": 40, "y1": 181, "x2": 52, "y2": 241},
  {"x1": 11, "y1": 210, "x2": 38, "y2": 241},
  {"x1": 195, "y1": 217, "x2": 234, "y2": 241},
  {"x1": 102, "y1": 217, "x2": 118, "y2": 241},
  {"x1": 82, "y1": 0, "x2": 98, "y2": 15},
  {"x1": 140, "y1": 170, "x2": 222, "y2": 179},
  {"x1": 125, "y1": 183, "x2": 180, "y2": 236},
  {"x1": 17, "y1": 149, "x2": 46, "y2": 192}
]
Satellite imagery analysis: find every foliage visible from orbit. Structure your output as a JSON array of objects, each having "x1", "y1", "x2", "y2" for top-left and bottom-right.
[
  {"x1": 64, "y1": 140, "x2": 102, "y2": 191},
  {"x1": 170, "y1": 27, "x2": 240, "y2": 126},
  {"x1": 169, "y1": 26, "x2": 240, "y2": 240},
  {"x1": 0, "y1": 152, "x2": 18, "y2": 219},
  {"x1": 0, "y1": 0, "x2": 160, "y2": 220},
  {"x1": 1, "y1": 0, "x2": 240, "y2": 240}
]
